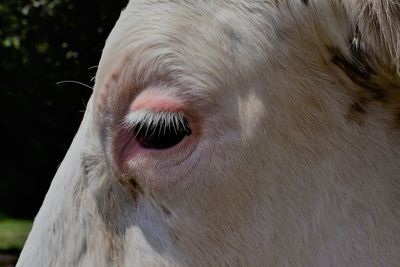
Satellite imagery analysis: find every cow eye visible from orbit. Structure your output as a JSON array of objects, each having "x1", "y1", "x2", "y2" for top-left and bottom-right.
[{"x1": 132, "y1": 114, "x2": 192, "y2": 149}]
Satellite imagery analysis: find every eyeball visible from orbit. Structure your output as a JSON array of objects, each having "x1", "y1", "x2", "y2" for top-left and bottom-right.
[{"x1": 131, "y1": 111, "x2": 192, "y2": 149}]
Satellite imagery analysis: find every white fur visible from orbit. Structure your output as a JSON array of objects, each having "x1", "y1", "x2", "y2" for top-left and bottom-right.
[{"x1": 18, "y1": 1, "x2": 400, "y2": 266}]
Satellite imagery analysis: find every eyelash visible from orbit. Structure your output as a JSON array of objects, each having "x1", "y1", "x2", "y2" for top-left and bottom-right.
[{"x1": 123, "y1": 110, "x2": 192, "y2": 139}]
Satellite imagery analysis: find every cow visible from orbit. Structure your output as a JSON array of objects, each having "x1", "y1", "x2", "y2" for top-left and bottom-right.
[{"x1": 17, "y1": 0, "x2": 400, "y2": 266}]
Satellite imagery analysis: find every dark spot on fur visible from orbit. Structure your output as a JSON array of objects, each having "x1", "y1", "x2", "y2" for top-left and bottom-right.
[
  {"x1": 350, "y1": 102, "x2": 366, "y2": 114},
  {"x1": 331, "y1": 51, "x2": 386, "y2": 100},
  {"x1": 128, "y1": 177, "x2": 144, "y2": 199},
  {"x1": 346, "y1": 100, "x2": 368, "y2": 123},
  {"x1": 118, "y1": 176, "x2": 143, "y2": 201},
  {"x1": 331, "y1": 48, "x2": 370, "y2": 80},
  {"x1": 301, "y1": 0, "x2": 309, "y2": 6},
  {"x1": 161, "y1": 204, "x2": 172, "y2": 217},
  {"x1": 329, "y1": 41, "x2": 400, "y2": 128}
]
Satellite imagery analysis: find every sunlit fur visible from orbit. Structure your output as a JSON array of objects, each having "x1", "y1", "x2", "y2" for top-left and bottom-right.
[{"x1": 18, "y1": 1, "x2": 400, "y2": 266}]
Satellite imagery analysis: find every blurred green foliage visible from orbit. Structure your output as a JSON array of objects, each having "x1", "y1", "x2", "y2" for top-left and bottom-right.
[
  {"x1": 0, "y1": 216, "x2": 32, "y2": 250},
  {"x1": 0, "y1": 0, "x2": 128, "y2": 218}
]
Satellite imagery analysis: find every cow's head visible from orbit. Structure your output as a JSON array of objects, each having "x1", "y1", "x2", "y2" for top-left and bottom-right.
[{"x1": 18, "y1": 1, "x2": 400, "y2": 266}]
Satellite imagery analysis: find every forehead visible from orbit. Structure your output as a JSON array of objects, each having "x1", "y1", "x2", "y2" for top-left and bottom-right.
[{"x1": 95, "y1": 1, "x2": 282, "y2": 90}]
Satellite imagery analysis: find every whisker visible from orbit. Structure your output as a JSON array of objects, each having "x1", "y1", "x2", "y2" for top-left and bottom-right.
[{"x1": 57, "y1": 80, "x2": 94, "y2": 90}]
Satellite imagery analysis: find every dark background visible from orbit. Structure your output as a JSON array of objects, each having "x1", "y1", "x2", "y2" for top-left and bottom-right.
[{"x1": 1, "y1": 0, "x2": 128, "y2": 219}]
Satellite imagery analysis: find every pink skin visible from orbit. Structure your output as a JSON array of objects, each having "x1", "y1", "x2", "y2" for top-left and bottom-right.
[{"x1": 129, "y1": 90, "x2": 186, "y2": 113}]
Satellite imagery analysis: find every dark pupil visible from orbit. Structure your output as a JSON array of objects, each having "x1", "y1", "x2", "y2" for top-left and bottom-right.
[{"x1": 133, "y1": 117, "x2": 192, "y2": 149}]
